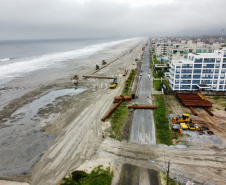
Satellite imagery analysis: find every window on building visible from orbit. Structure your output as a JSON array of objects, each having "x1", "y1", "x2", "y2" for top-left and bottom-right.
[
  {"x1": 216, "y1": 58, "x2": 221, "y2": 62},
  {"x1": 203, "y1": 64, "x2": 207, "y2": 67}
]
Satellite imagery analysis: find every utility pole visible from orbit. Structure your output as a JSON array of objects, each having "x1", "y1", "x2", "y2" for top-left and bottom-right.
[{"x1": 167, "y1": 161, "x2": 170, "y2": 185}]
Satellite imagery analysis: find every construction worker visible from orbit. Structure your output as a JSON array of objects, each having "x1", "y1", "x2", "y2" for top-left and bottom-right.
[{"x1": 102, "y1": 132, "x2": 105, "y2": 138}]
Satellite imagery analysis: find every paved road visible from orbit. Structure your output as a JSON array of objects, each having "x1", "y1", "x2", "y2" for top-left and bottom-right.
[
  {"x1": 119, "y1": 164, "x2": 159, "y2": 185},
  {"x1": 130, "y1": 44, "x2": 156, "y2": 145}
]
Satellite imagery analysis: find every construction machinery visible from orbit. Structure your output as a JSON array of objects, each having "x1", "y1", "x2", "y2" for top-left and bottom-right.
[
  {"x1": 70, "y1": 75, "x2": 79, "y2": 80},
  {"x1": 70, "y1": 75, "x2": 79, "y2": 85},
  {"x1": 109, "y1": 77, "x2": 117, "y2": 89},
  {"x1": 180, "y1": 123, "x2": 198, "y2": 130},
  {"x1": 172, "y1": 114, "x2": 195, "y2": 124},
  {"x1": 96, "y1": 65, "x2": 99, "y2": 70},
  {"x1": 102, "y1": 60, "x2": 107, "y2": 65}
]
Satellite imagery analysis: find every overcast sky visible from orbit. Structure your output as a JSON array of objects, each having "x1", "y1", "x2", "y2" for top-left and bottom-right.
[{"x1": 0, "y1": 0, "x2": 225, "y2": 40}]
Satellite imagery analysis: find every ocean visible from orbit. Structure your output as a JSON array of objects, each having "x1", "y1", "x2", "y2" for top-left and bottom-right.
[{"x1": 0, "y1": 38, "x2": 132, "y2": 84}]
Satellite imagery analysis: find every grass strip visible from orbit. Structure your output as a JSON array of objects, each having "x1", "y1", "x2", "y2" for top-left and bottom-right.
[
  {"x1": 108, "y1": 68, "x2": 137, "y2": 141},
  {"x1": 122, "y1": 69, "x2": 136, "y2": 96},
  {"x1": 154, "y1": 80, "x2": 162, "y2": 91},
  {"x1": 108, "y1": 101, "x2": 129, "y2": 141},
  {"x1": 61, "y1": 165, "x2": 113, "y2": 185},
  {"x1": 153, "y1": 95, "x2": 172, "y2": 145}
]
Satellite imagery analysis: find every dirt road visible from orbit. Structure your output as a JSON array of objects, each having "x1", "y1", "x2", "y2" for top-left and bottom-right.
[{"x1": 78, "y1": 137, "x2": 226, "y2": 185}]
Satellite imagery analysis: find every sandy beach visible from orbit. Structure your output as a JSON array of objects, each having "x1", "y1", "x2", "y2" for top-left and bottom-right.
[{"x1": 0, "y1": 37, "x2": 146, "y2": 184}]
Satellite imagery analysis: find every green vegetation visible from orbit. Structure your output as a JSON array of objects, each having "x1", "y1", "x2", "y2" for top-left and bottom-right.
[
  {"x1": 154, "y1": 80, "x2": 162, "y2": 91},
  {"x1": 149, "y1": 52, "x2": 171, "y2": 91},
  {"x1": 122, "y1": 69, "x2": 136, "y2": 96},
  {"x1": 108, "y1": 101, "x2": 129, "y2": 141},
  {"x1": 160, "y1": 171, "x2": 181, "y2": 185},
  {"x1": 153, "y1": 54, "x2": 161, "y2": 64},
  {"x1": 61, "y1": 165, "x2": 113, "y2": 185},
  {"x1": 207, "y1": 96, "x2": 226, "y2": 107},
  {"x1": 153, "y1": 95, "x2": 172, "y2": 145},
  {"x1": 153, "y1": 79, "x2": 171, "y2": 91},
  {"x1": 153, "y1": 95, "x2": 182, "y2": 145},
  {"x1": 109, "y1": 68, "x2": 137, "y2": 141}
]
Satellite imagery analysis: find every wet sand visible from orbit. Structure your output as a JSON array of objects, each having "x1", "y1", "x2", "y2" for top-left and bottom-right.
[{"x1": 0, "y1": 37, "x2": 146, "y2": 183}]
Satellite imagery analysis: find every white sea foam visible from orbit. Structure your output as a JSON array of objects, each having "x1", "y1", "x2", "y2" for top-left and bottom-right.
[
  {"x1": 0, "y1": 38, "x2": 135, "y2": 81},
  {"x1": 0, "y1": 58, "x2": 11, "y2": 62}
]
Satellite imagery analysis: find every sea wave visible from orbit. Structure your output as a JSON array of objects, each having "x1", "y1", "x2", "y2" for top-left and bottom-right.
[
  {"x1": 0, "y1": 38, "x2": 135, "y2": 80},
  {"x1": 0, "y1": 58, "x2": 11, "y2": 62}
]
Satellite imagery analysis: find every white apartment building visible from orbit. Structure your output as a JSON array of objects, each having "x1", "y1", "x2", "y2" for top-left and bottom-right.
[
  {"x1": 168, "y1": 41, "x2": 221, "y2": 64},
  {"x1": 153, "y1": 42, "x2": 171, "y2": 56},
  {"x1": 169, "y1": 49, "x2": 226, "y2": 91}
]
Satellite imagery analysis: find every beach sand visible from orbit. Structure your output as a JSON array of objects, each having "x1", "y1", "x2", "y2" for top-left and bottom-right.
[{"x1": 0, "y1": 37, "x2": 146, "y2": 184}]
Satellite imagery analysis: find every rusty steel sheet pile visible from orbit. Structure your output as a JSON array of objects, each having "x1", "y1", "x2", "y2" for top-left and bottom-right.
[
  {"x1": 204, "y1": 107, "x2": 214, "y2": 116},
  {"x1": 101, "y1": 100, "x2": 123, "y2": 121},
  {"x1": 189, "y1": 106, "x2": 198, "y2": 116},
  {"x1": 176, "y1": 93, "x2": 212, "y2": 107}
]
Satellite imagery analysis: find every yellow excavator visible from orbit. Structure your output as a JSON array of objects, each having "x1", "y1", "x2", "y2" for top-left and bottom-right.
[
  {"x1": 70, "y1": 75, "x2": 79, "y2": 80},
  {"x1": 109, "y1": 77, "x2": 117, "y2": 89},
  {"x1": 172, "y1": 114, "x2": 194, "y2": 124},
  {"x1": 70, "y1": 75, "x2": 79, "y2": 85}
]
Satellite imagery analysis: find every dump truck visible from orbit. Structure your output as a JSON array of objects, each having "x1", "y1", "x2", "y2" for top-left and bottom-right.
[
  {"x1": 109, "y1": 77, "x2": 117, "y2": 89},
  {"x1": 172, "y1": 114, "x2": 194, "y2": 124},
  {"x1": 180, "y1": 123, "x2": 198, "y2": 130}
]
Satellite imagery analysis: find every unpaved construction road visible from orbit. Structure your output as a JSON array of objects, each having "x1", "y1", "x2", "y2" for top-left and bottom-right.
[{"x1": 78, "y1": 137, "x2": 226, "y2": 185}]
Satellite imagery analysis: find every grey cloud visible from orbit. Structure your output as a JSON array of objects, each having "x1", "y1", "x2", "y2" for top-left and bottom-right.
[{"x1": 0, "y1": 0, "x2": 225, "y2": 40}]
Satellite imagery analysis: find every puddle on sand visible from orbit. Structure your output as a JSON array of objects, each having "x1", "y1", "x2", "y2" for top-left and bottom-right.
[
  {"x1": 5, "y1": 86, "x2": 87, "y2": 125},
  {"x1": 0, "y1": 86, "x2": 87, "y2": 176}
]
